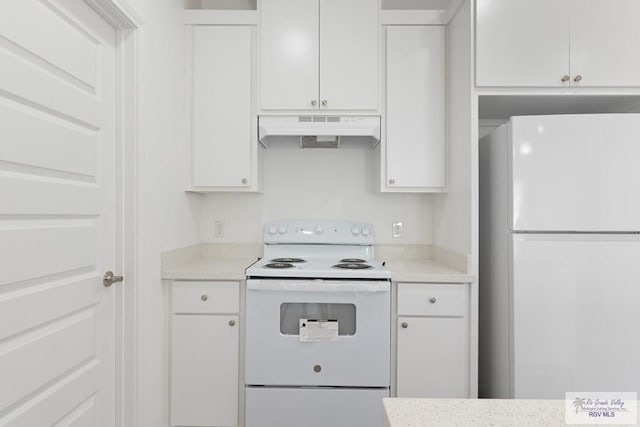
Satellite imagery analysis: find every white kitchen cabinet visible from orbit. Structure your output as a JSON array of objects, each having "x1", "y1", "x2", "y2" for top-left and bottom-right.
[
  {"x1": 189, "y1": 24, "x2": 260, "y2": 192},
  {"x1": 171, "y1": 282, "x2": 240, "y2": 427},
  {"x1": 383, "y1": 25, "x2": 445, "y2": 191},
  {"x1": 476, "y1": 0, "x2": 640, "y2": 87},
  {"x1": 396, "y1": 283, "x2": 469, "y2": 398},
  {"x1": 259, "y1": 0, "x2": 379, "y2": 111}
]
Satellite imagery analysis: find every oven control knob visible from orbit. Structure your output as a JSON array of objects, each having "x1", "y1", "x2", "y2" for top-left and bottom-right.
[
  {"x1": 314, "y1": 225, "x2": 324, "y2": 235},
  {"x1": 278, "y1": 225, "x2": 287, "y2": 235},
  {"x1": 351, "y1": 226, "x2": 360, "y2": 236},
  {"x1": 361, "y1": 226, "x2": 370, "y2": 237},
  {"x1": 267, "y1": 225, "x2": 277, "y2": 235}
]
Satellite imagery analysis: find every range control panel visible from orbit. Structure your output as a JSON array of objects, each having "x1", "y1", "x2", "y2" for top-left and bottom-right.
[{"x1": 263, "y1": 220, "x2": 375, "y2": 245}]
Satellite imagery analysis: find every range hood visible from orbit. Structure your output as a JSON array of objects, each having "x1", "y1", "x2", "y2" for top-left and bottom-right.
[{"x1": 258, "y1": 115, "x2": 381, "y2": 148}]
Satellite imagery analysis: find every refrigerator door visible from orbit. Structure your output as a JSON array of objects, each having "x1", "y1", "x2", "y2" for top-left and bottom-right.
[
  {"x1": 511, "y1": 114, "x2": 640, "y2": 231},
  {"x1": 511, "y1": 233, "x2": 640, "y2": 398}
]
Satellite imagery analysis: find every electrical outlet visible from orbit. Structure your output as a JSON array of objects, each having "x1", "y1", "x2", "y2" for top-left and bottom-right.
[
  {"x1": 392, "y1": 221, "x2": 403, "y2": 238},
  {"x1": 214, "y1": 220, "x2": 225, "y2": 238}
]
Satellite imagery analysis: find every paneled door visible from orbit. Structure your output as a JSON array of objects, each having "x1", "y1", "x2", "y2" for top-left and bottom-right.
[{"x1": 0, "y1": 1, "x2": 118, "y2": 426}]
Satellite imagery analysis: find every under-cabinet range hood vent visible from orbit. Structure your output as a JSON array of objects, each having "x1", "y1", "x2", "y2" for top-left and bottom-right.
[{"x1": 258, "y1": 115, "x2": 381, "y2": 149}]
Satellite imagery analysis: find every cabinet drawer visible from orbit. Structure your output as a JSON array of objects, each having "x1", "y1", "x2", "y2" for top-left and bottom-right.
[
  {"x1": 172, "y1": 281, "x2": 239, "y2": 314},
  {"x1": 397, "y1": 283, "x2": 467, "y2": 317}
]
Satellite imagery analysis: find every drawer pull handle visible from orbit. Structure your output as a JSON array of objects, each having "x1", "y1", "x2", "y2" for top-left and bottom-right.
[
  {"x1": 401, "y1": 322, "x2": 408, "y2": 329},
  {"x1": 429, "y1": 297, "x2": 437, "y2": 304},
  {"x1": 201, "y1": 294, "x2": 208, "y2": 301},
  {"x1": 228, "y1": 319, "x2": 236, "y2": 327}
]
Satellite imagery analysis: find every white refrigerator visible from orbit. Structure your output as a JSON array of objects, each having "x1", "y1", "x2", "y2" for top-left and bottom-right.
[{"x1": 479, "y1": 113, "x2": 640, "y2": 399}]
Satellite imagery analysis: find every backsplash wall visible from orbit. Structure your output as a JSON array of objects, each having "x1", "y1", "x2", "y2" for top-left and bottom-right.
[{"x1": 200, "y1": 148, "x2": 433, "y2": 244}]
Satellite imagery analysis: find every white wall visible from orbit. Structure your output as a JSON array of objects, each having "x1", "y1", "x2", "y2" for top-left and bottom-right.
[
  {"x1": 126, "y1": 1, "x2": 201, "y2": 426},
  {"x1": 200, "y1": 148, "x2": 433, "y2": 245},
  {"x1": 432, "y1": 0, "x2": 473, "y2": 258}
]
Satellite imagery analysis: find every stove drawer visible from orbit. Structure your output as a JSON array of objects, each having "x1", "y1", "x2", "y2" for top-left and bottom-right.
[
  {"x1": 245, "y1": 387, "x2": 389, "y2": 427},
  {"x1": 397, "y1": 283, "x2": 467, "y2": 317},
  {"x1": 172, "y1": 281, "x2": 239, "y2": 314}
]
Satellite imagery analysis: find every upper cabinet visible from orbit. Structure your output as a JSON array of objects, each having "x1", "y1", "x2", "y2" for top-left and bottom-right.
[
  {"x1": 383, "y1": 25, "x2": 446, "y2": 192},
  {"x1": 476, "y1": 0, "x2": 640, "y2": 87},
  {"x1": 259, "y1": 0, "x2": 380, "y2": 111},
  {"x1": 188, "y1": 22, "x2": 261, "y2": 192}
]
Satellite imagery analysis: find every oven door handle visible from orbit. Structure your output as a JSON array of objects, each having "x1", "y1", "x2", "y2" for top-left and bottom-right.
[{"x1": 246, "y1": 280, "x2": 389, "y2": 293}]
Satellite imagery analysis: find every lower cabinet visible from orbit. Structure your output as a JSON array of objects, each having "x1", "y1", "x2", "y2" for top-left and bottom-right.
[
  {"x1": 171, "y1": 281, "x2": 240, "y2": 427},
  {"x1": 396, "y1": 283, "x2": 470, "y2": 398}
]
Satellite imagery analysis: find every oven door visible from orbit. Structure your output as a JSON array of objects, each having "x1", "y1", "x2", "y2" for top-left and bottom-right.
[{"x1": 245, "y1": 279, "x2": 390, "y2": 387}]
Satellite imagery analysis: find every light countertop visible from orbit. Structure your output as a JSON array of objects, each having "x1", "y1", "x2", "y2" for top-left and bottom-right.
[
  {"x1": 161, "y1": 244, "x2": 473, "y2": 283},
  {"x1": 384, "y1": 259, "x2": 472, "y2": 283},
  {"x1": 383, "y1": 398, "x2": 638, "y2": 427},
  {"x1": 161, "y1": 243, "x2": 260, "y2": 281},
  {"x1": 161, "y1": 257, "x2": 257, "y2": 281}
]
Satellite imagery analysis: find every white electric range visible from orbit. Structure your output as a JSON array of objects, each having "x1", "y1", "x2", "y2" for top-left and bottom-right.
[
  {"x1": 244, "y1": 220, "x2": 391, "y2": 427},
  {"x1": 245, "y1": 220, "x2": 390, "y2": 280}
]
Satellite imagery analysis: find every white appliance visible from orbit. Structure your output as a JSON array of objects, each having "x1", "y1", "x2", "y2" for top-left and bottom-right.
[
  {"x1": 245, "y1": 220, "x2": 391, "y2": 427},
  {"x1": 480, "y1": 114, "x2": 640, "y2": 399},
  {"x1": 258, "y1": 115, "x2": 381, "y2": 148}
]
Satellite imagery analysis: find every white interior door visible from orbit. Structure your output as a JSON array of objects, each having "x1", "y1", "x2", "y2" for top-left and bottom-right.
[
  {"x1": 511, "y1": 233, "x2": 640, "y2": 398},
  {"x1": 0, "y1": 1, "x2": 117, "y2": 425}
]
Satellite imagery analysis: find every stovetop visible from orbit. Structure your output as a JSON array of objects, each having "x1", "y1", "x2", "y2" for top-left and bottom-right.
[
  {"x1": 247, "y1": 256, "x2": 390, "y2": 280},
  {"x1": 245, "y1": 220, "x2": 391, "y2": 280}
]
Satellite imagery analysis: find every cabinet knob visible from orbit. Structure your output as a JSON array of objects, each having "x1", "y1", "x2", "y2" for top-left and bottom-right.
[
  {"x1": 228, "y1": 319, "x2": 236, "y2": 327},
  {"x1": 201, "y1": 294, "x2": 208, "y2": 301},
  {"x1": 241, "y1": 177, "x2": 248, "y2": 184},
  {"x1": 321, "y1": 99, "x2": 327, "y2": 106},
  {"x1": 401, "y1": 322, "x2": 408, "y2": 329},
  {"x1": 388, "y1": 178, "x2": 395, "y2": 185},
  {"x1": 573, "y1": 75, "x2": 583, "y2": 82},
  {"x1": 561, "y1": 75, "x2": 570, "y2": 82},
  {"x1": 311, "y1": 100, "x2": 317, "y2": 106},
  {"x1": 429, "y1": 297, "x2": 437, "y2": 304},
  {"x1": 313, "y1": 364, "x2": 322, "y2": 372}
]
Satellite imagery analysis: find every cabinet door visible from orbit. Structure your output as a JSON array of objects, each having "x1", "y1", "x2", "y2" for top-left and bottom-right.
[
  {"x1": 397, "y1": 317, "x2": 468, "y2": 398},
  {"x1": 192, "y1": 26, "x2": 254, "y2": 188},
  {"x1": 385, "y1": 26, "x2": 445, "y2": 190},
  {"x1": 171, "y1": 315, "x2": 239, "y2": 427},
  {"x1": 570, "y1": 0, "x2": 640, "y2": 86},
  {"x1": 476, "y1": 0, "x2": 570, "y2": 86},
  {"x1": 259, "y1": 0, "x2": 319, "y2": 110},
  {"x1": 319, "y1": 0, "x2": 379, "y2": 110}
]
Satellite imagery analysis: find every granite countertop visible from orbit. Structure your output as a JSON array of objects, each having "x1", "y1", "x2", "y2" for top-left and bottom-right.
[
  {"x1": 161, "y1": 244, "x2": 473, "y2": 283},
  {"x1": 383, "y1": 398, "x2": 639, "y2": 427}
]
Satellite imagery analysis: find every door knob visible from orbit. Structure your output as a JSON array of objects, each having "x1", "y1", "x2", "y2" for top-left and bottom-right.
[{"x1": 103, "y1": 271, "x2": 123, "y2": 287}]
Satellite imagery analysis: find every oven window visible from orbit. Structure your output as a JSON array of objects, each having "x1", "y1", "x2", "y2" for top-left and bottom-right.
[{"x1": 279, "y1": 303, "x2": 356, "y2": 335}]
